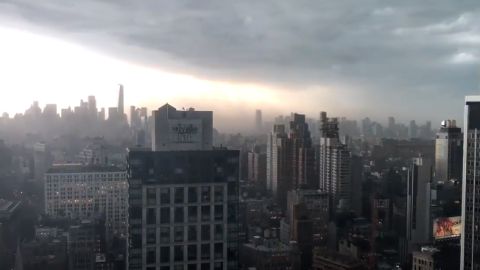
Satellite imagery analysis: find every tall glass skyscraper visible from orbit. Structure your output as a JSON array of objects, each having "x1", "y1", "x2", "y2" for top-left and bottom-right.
[{"x1": 461, "y1": 96, "x2": 480, "y2": 270}]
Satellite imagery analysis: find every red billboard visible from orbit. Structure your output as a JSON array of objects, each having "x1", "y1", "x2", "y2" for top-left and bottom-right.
[{"x1": 433, "y1": 216, "x2": 461, "y2": 240}]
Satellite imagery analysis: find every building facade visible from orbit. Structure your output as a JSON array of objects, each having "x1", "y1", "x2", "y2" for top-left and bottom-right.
[
  {"x1": 44, "y1": 164, "x2": 128, "y2": 237},
  {"x1": 406, "y1": 157, "x2": 433, "y2": 249},
  {"x1": 461, "y1": 96, "x2": 480, "y2": 270},
  {"x1": 152, "y1": 104, "x2": 213, "y2": 151},
  {"x1": 266, "y1": 124, "x2": 289, "y2": 200},
  {"x1": 318, "y1": 112, "x2": 351, "y2": 210},
  {"x1": 126, "y1": 149, "x2": 239, "y2": 270},
  {"x1": 435, "y1": 120, "x2": 463, "y2": 184}
]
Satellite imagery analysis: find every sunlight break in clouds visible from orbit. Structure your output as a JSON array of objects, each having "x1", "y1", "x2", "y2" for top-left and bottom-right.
[{"x1": 0, "y1": 27, "x2": 281, "y2": 121}]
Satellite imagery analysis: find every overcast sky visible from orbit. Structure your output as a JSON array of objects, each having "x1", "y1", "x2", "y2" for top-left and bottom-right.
[{"x1": 0, "y1": 0, "x2": 479, "y2": 130}]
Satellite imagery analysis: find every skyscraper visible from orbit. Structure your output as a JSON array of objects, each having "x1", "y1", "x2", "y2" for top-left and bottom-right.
[
  {"x1": 318, "y1": 112, "x2": 351, "y2": 211},
  {"x1": 406, "y1": 157, "x2": 432, "y2": 250},
  {"x1": 117, "y1": 84, "x2": 125, "y2": 121},
  {"x1": 266, "y1": 124, "x2": 289, "y2": 204},
  {"x1": 127, "y1": 104, "x2": 239, "y2": 270},
  {"x1": 266, "y1": 114, "x2": 315, "y2": 209},
  {"x1": 461, "y1": 96, "x2": 480, "y2": 270},
  {"x1": 255, "y1": 109, "x2": 262, "y2": 132},
  {"x1": 435, "y1": 120, "x2": 463, "y2": 184},
  {"x1": 289, "y1": 114, "x2": 316, "y2": 190},
  {"x1": 88, "y1": 95, "x2": 97, "y2": 118}
]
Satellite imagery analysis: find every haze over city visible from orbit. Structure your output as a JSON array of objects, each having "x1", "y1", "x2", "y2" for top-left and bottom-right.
[
  {"x1": 1, "y1": 0, "x2": 480, "y2": 130},
  {"x1": 1, "y1": 2, "x2": 480, "y2": 270}
]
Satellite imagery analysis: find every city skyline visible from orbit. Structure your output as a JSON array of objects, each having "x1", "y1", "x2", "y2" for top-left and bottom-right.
[{"x1": 1, "y1": 1, "x2": 479, "y2": 127}]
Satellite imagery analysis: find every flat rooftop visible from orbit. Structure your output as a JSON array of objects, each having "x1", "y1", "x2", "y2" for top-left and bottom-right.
[{"x1": 46, "y1": 164, "x2": 124, "y2": 174}]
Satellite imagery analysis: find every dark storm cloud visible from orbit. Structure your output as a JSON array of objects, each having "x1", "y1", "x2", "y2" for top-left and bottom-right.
[{"x1": 1, "y1": 0, "x2": 480, "y2": 121}]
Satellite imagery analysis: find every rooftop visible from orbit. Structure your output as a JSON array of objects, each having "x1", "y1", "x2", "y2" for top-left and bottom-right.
[
  {"x1": 0, "y1": 199, "x2": 21, "y2": 219},
  {"x1": 46, "y1": 164, "x2": 124, "y2": 174}
]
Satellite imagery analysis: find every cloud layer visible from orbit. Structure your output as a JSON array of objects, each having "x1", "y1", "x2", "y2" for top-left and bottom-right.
[{"x1": 1, "y1": 0, "x2": 480, "y2": 123}]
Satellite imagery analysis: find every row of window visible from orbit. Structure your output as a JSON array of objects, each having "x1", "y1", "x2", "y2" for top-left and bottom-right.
[
  {"x1": 146, "y1": 262, "x2": 224, "y2": 270},
  {"x1": 147, "y1": 186, "x2": 225, "y2": 205},
  {"x1": 146, "y1": 224, "x2": 224, "y2": 244},
  {"x1": 146, "y1": 243, "x2": 224, "y2": 265},
  {"x1": 146, "y1": 205, "x2": 224, "y2": 225}
]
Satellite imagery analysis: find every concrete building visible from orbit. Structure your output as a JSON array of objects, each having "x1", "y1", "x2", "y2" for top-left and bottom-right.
[
  {"x1": 412, "y1": 245, "x2": 459, "y2": 270},
  {"x1": 266, "y1": 124, "x2": 289, "y2": 200},
  {"x1": 266, "y1": 114, "x2": 316, "y2": 209},
  {"x1": 461, "y1": 96, "x2": 480, "y2": 270},
  {"x1": 286, "y1": 189, "x2": 329, "y2": 244},
  {"x1": 126, "y1": 149, "x2": 240, "y2": 270},
  {"x1": 33, "y1": 142, "x2": 53, "y2": 181},
  {"x1": 318, "y1": 112, "x2": 351, "y2": 210},
  {"x1": 68, "y1": 218, "x2": 108, "y2": 270},
  {"x1": 406, "y1": 157, "x2": 433, "y2": 249},
  {"x1": 255, "y1": 109, "x2": 262, "y2": 133},
  {"x1": 247, "y1": 145, "x2": 267, "y2": 186},
  {"x1": 435, "y1": 120, "x2": 462, "y2": 184},
  {"x1": 118, "y1": 84, "x2": 124, "y2": 119},
  {"x1": 44, "y1": 164, "x2": 128, "y2": 237},
  {"x1": 289, "y1": 114, "x2": 316, "y2": 190},
  {"x1": 152, "y1": 104, "x2": 213, "y2": 151}
]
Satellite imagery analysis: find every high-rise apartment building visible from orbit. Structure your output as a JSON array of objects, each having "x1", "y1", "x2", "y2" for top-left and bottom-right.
[
  {"x1": 127, "y1": 104, "x2": 239, "y2": 270},
  {"x1": 318, "y1": 112, "x2": 351, "y2": 210},
  {"x1": 435, "y1": 120, "x2": 463, "y2": 184},
  {"x1": 286, "y1": 189, "x2": 329, "y2": 243},
  {"x1": 289, "y1": 114, "x2": 316, "y2": 190},
  {"x1": 266, "y1": 124, "x2": 289, "y2": 205},
  {"x1": 461, "y1": 96, "x2": 480, "y2": 270},
  {"x1": 406, "y1": 157, "x2": 432, "y2": 249},
  {"x1": 152, "y1": 104, "x2": 213, "y2": 151},
  {"x1": 266, "y1": 114, "x2": 315, "y2": 209},
  {"x1": 44, "y1": 164, "x2": 128, "y2": 237},
  {"x1": 127, "y1": 149, "x2": 239, "y2": 270}
]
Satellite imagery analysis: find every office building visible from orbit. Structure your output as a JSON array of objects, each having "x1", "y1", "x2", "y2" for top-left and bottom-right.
[
  {"x1": 289, "y1": 114, "x2": 316, "y2": 190},
  {"x1": 68, "y1": 218, "x2": 109, "y2": 270},
  {"x1": 461, "y1": 96, "x2": 480, "y2": 270},
  {"x1": 247, "y1": 145, "x2": 266, "y2": 186},
  {"x1": 406, "y1": 157, "x2": 433, "y2": 249},
  {"x1": 435, "y1": 120, "x2": 463, "y2": 184},
  {"x1": 118, "y1": 84, "x2": 124, "y2": 118},
  {"x1": 33, "y1": 142, "x2": 53, "y2": 182},
  {"x1": 318, "y1": 112, "x2": 351, "y2": 210},
  {"x1": 127, "y1": 105, "x2": 239, "y2": 270},
  {"x1": 413, "y1": 245, "x2": 460, "y2": 270},
  {"x1": 152, "y1": 104, "x2": 213, "y2": 151},
  {"x1": 126, "y1": 149, "x2": 240, "y2": 270},
  {"x1": 266, "y1": 114, "x2": 315, "y2": 209},
  {"x1": 255, "y1": 110, "x2": 262, "y2": 133},
  {"x1": 286, "y1": 189, "x2": 329, "y2": 244},
  {"x1": 266, "y1": 124, "x2": 289, "y2": 199},
  {"x1": 44, "y1": 164, "x2": 128, "y2": 237}
]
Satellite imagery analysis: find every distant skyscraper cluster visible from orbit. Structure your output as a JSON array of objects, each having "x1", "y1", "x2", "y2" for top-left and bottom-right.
[{"x1": 1, "y1": 88, "x2": 475, "y2": 270}]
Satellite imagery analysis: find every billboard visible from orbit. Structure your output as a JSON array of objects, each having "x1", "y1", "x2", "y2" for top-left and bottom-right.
[{"x1": 433, "y1": 216, "x2": 461, "y2": 240}]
